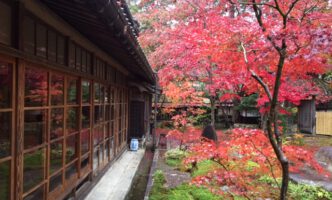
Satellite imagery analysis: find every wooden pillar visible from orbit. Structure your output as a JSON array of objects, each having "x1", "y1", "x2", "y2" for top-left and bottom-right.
[{"x1": 16, "y1": 59, "x2": 24, "y2": 200}]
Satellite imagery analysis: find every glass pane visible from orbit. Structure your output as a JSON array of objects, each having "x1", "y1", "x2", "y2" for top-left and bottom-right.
[
  {"x1": 75, "y1": 46, "x2": 81, "y2": 70},
  {"x1": 23, "y1": 17, "x2": 35, "y2": 53},
  {"x1": 50, "y1": 140, "x2": 63, "y2": 174},
  {"x1": 111, "y1": 105, "x2": 114, "y2": 120},
  {"x1": 82, "y1": 81, "x2": 90, "y2": 104},
  {"x1": 66, "y1": 134, "x2": 78, "y2": 163},
  {"x1": 110, "y1": 123, "x2": 114, "y2": 137},
  {"x1": 49, "y1": 172, "x2": 62, "y2": 192},
  {"x1": 69, "y1": 42, "x2": 75, "y2": 68},
  {"x1": 105, "y1": 105, "x2": 110, "y2": 121},
  {"x1": 57, "y1": 36, "x2": 65, "y2": 65},
  {"x1": 104, "y1": 123, "x2": 109, "y2": 139},
  {"x1": 80, "y1": 156, "x2": 89, "y2": 170},
  {"x1": 67, "y1": 78, "x2": 78, "y2": 104},
  {"x1": 66, "y1": 108, "x2": 78, "y2": 133},
  {"x1": 109, "y1": 137, "x2": 114, "y2": 158},
  {"x1": 23, "y1": 185, "x2": 44, "y2": 200},
  {"x1": 104, "y1": 87, "x2": 109, "y2": 103},
  {"x1": 47, "y1": 30, "x2": 56, "y2": 62},
  {"x1": 104, "y1": 142, "x2": 109, "y2": 162},
  {"x1": 81, "y1": 130, "x2": 89, "y2": 155},
  {"x1": 81, "y1": 50, "x2": 86, "y2": 72},
  {"x1": 0, "y1": 62, "x2": 12, "y2": 109},
  {"x1": 23, "y1": 148, "x2": 45, "y2": 192},
  {"x1": 94, "y1": 83, "x2": 100, "y2": 103},
  {"x1": 51, "y1": 108, "x2": 64, "y2": 140},
  {"x1": 24, "y1": 110, "x2": 47, "y2": 149},
  {"x1": 82, "y1": 107, "x2": 90, "y2": 129},
  {"x1": 0, "y1": 1, "x2": 12, "y2": 45},
  {"x1": 0, "y1": 112, "x2": 11, "y2": 158},
  {"x1": 87, "y1": 53, "x2": 91, "y2": 74},
  {"x1": 0, "y1": 160, "x2": 10, "y2": 200},
  {"x1": 93, "y1": 127, "x2": 103, "y2": 146},
  {"x1": 94, "y1": 106, "x2": 103, "y2": 124},
  {"x1": 93, "y1": 128, "x2": 98, "y2": 146},
  {"x1": 51, "y1": 74, "x2": 64, "y2": 105},
  {"x1": 99, "y1": 144, "x2": 104, "y2": 165},
  {"x1": 36, "y1": 23, "x2": 47, "y2": 58},
  {"x1": 100, "y1": 85, "x2": 105, "y2": 103},
  {"x1": 25, "y1": 68, "x2": 48, "y2": 107},
  {"x1": 65, "y1": 162, "x2": 77, "y2": 180},
  {"x1": 93, "y1": 149, "x2": 98, "y2": 171}
]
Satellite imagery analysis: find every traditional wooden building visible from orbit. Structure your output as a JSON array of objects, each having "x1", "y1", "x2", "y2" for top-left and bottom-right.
[{"x1": 0, "y1": 0, "x2": 156, "y2": 199}]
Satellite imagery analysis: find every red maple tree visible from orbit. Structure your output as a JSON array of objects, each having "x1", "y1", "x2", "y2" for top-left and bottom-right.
[{"x1": 133, "y1": 0, "x2": 332, "y2": 198}]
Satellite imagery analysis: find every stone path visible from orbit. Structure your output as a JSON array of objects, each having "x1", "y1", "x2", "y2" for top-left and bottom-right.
[
  {"x1": 290, "y1": 146, "x2": 332, "y2": 192},
  {"x1": 157, "y1": 149, "x2": 191, "y2": 189},
  {"x1": 85, "y1": 149, "x2": 145, "y2": 200}
]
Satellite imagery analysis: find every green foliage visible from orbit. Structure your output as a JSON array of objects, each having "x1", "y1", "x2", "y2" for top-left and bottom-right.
[
  {"x1": 191, "y1": 107, "x2": 211, "y2": 126},
  {"x1": 168, "y1": 184, "x2": 221, "y2": 200},
  {"x1": 165, "y1": 148, "x2": 187, "y2": 167},
  {"x1": 258, "y1": 175, "x2": 332, "y2": 200},
  {"x1": 288, "y1": 182, "x2": 332, "y2": 200},
  {"x1": 245, "y1": 160, "x2": 260, "y2": 171},
  {"x1": 150, "y1": 170, "x2": 168, "y2": 200},
  {"x1": 192, "y1": 160, "x2": 221, "y2": 178},
  {"x1": 150, "y1": 170, "x2": 221, "y2": 200},
  {"x1": 235, "y1": 94, "x2": 258, "y2": 111},
  {"x1": 284, "y1": 134, "x2": 305, "y2": 146},
  {"x1": 24, "y1": 150, "x2": 43, "y2": 168}
]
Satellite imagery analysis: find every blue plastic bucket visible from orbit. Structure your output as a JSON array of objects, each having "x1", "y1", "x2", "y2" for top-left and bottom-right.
[{"x1": 130, "y1": 139, "x2": 139, "y2": 151}]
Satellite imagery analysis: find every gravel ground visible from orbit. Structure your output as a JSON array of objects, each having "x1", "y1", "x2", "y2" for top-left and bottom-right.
[{"x1": 156, "y1": 149, "x2": 191, "y2": 189}]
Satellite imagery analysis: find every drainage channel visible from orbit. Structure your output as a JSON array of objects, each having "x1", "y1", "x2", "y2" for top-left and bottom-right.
[{"x1": 125, "y1": 142, "x2": 155, "y2": 200}]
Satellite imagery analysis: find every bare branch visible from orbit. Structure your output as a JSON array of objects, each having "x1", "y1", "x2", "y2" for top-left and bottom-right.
[
  {"x1": 240, "y1": 42, "x2": 273, "y2": 102},
  {"x1": 252, "y1": 0, "x2": 282, "y2": 52},
  {"x1": 250, "y1": 70, "x2": 273, "y2": 102},
  {"x1": 286, "y1": 0, "x2": 300, "y2": 18}
]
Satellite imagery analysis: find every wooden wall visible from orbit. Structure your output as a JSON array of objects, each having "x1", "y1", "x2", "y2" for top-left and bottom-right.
[{"x1": 316, "y1": 111, "x2": 332, "y2": 136}]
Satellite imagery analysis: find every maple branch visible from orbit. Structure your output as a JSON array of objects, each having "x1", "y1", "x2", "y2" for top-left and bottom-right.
[
  {"x1": 285, "y1": 0, "x2": 300, "y2": 18},
  {"x1": 252, "y1": 0, "x2": 282, "y2": 52},
  {"x1": 240, "y1": 42, "x2": 272, "y2": 102},
  {"x1": 248, "y1": 139, "x2": 280, "y2": 189},
  {"x1": 228, "y1": 0, "x2": 276, "y2": 9},
  {"x1": 274, "y1": 0, "x2": 286, "y2": 18}
]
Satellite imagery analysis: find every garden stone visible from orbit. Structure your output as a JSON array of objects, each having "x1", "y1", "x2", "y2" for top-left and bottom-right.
[
  {"x1": 201, "y1": 125, "x2": 218, "y2": 141},
  {"x1": 290, "y1": 147, "x2": 332, "y2": 192},
  {"x1": 315, "y1": 146, "x2": 332, "y2": 173}
]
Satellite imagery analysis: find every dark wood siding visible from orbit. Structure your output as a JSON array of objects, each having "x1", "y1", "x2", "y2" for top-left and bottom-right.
[{"x1": 298, "y1": 99, "x2": 316, "y2": 134}]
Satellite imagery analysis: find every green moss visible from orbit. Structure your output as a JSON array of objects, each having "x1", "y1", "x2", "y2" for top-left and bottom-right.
[
  {"x1": 165, "y1": 148, "x2": 187, "y2": 168},
  {"x1": 192, "y1": 160, "x2": 221, "y2": 178},
  {"x1": 149, "y1": 170, "x2": 169, "y2": 200},
  {"x1": 288, "y1": 182, "x2": 332, "y2": 200},
  {"x1": 169, "y1": 184, "x2": 221, "y2": 200},
  {"x1": 149, "y1": 170, "x2": 221, "y2": 200},
  {"x1": 258, "y1": 175, "x2": 332, "y2": 200},
  {"x1": 245, "y1": 160, "x2": 260, "y2": 171}
]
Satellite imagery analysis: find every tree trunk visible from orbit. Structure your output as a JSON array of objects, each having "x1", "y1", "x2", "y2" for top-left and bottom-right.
[
  {"x1": 268, "y1": 49, "x2": 289, "y2": 200},
  {"x1": 210, "y1": 97, "x2": 216, "y2": 127}
]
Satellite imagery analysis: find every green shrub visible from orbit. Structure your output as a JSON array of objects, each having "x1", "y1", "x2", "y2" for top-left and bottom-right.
[
  {"x1": 150, "y1": 170, "x2": 168, "y2": 200},
  {"x1": 288, "y1": 182, "x2": 332, "y2": 200},
  {"x1": 192, "y1": 160, "x2": 221, "y2": 178},
  {"x1": 149, "y1": 170, "x2": 221, "y2": 200},
  {"x1": 165, "y1": 148, "x2": 187, "y2": 167},
  {"x1": 169, "y1": 184, "x2": 221, "y2": 200},
  {"x1": 258, "y1": 175, "x2": 332, "y2": 200}
]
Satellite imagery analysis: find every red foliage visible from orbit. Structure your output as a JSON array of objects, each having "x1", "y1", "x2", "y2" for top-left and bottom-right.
[
  {"x1": 135, "y1": 0, "x2": 332, "y2": 108},
  {"x1": 171, "y1": 128, "x2": 331, "y2": 195}
]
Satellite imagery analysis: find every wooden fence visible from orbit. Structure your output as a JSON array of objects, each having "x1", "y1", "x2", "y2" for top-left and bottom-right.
[{"x1": 316, "y1": 111, "x2": 332, "y2": 136}]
